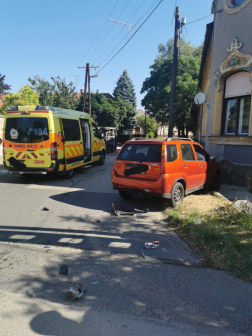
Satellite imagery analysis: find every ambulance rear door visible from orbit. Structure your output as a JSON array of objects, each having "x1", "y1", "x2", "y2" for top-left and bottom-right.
[{"x1": 4, "y1": 116, "x2": 51, "y2": 169}]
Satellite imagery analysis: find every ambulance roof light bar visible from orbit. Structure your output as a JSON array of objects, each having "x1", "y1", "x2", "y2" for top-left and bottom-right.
[
  {"x1": 7, "y1": 106, "x2": 18, "y2": 111},
  {"x1": 35, "y1": 106, "x2": 55, "y2": 111}
]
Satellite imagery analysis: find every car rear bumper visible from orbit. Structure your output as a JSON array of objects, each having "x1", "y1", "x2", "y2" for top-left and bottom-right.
[
  {"x1": 113, "y1": 186, "x2": 171, "y2": 199},
  {"x1": 112, "y1": 172, "x2": 172, "y2": 199}
]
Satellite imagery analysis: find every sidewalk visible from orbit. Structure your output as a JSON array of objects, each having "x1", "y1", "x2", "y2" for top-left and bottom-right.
[{"x1": 220, "y1": 184, "x2": 252, "y2": 201}]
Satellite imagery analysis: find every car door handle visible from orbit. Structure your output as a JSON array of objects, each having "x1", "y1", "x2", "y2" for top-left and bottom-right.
[
  {"x1": 183, "y1": 164, "x2": 187, "y2": 168},
  {"x1": 199, "y1": 164, "x2": 203, "y2": 167},
  {"x1": 94, "y1": 141, "x2": 96, "y2": 142}
]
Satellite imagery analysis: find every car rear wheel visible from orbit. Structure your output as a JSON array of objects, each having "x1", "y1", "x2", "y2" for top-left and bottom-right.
[
  {"x1": 119, "y1": 190, "x2": 132, "y2": 199},
  {"x1": 171, "y1": 182, "x2": 184, "y2": 208}
]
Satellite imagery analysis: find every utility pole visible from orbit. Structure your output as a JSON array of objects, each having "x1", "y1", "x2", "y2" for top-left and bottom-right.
[
  {"x1": 88, "y1": 65, "x2": 91, "y2": 116},
  {"x1": 168, "y1": 6, "x2": 180, "y2": 138},
  {"x1": 78, "y1": 63, "x2": 99, "y2": 115}
]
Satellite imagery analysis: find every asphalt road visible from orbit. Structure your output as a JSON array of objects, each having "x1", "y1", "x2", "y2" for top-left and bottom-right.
[{"x1": 0, "y1": 151, "x2": 252, "y2": 335}]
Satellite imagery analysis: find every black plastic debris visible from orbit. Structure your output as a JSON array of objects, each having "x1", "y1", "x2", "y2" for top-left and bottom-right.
[
  {"x1": 59, "y1": 265, "x2": 68, "y2": 275},
  {"x1": 112, "y1": 204, "x2": 135, "y2": 216},
  {"x1": 42, "y1": 207, "x2": 49, "y2": 211},
  {"x1": 66, "y1": 285, "x2": 87, "y2": 301}
]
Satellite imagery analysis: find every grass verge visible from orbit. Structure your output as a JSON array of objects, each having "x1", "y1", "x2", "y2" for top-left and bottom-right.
[{"x1": 166, "y1": 197, "x2": 252, "y2": 282}]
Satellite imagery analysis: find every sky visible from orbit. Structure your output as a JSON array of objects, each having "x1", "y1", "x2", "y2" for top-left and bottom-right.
[{"x1": 1, "y1": 0, "x2": 213, "y2": 109}]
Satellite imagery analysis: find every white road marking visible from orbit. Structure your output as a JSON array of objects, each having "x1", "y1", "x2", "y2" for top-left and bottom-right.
[{"x1": 26, "y1": 184, "x2": 84, "y2": 192}]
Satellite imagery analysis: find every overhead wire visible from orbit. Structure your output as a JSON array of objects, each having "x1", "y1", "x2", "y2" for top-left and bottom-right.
[
  {"x1": 94, "y1": 0, "x2": 164, "y2": 76},
  {"x1": 186, "y1": 14, "x2": 213, "y2": 25},
  {"x1": 93, "y1": 0, "x2": 147, "y2": 65},
  {"x1": 97, "y1": 0, "x2": 159, "y2": 67},
  {"x1": 78, "y1": 0, "x2": 120, "y2": 66},
  {"x1": 88, "y1": 0, "x2": 132, "y2": 63}
]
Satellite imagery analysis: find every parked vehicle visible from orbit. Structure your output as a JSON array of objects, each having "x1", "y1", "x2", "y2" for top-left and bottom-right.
[
  {"x1": 3, "y1": 105, "x2": 106, "y2": 178},
  {"x1": 111, "y1": 138, "x2": 220, "y2": 207},
  {"x1": 98, "y1": 127, "x2": 117, "y2": 152}
]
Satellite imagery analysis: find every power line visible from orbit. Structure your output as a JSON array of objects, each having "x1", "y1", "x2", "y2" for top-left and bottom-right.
[
  {"x1": 94, "y1": 0, "x2": 163, "y2": 76},
  {"x1": 93, "y1": 0, "x2": 147, "y2": 65},
  {"x1": 186, "y1": 14, "x2": 213, "y2": 25},
  {"x1": 88, "y1": 0, "x2": 132, "y2": 63},
  {"x1": 97, "y1": 0, "x2": 159, "y2": 67},
  {"x1": 78, "y1": 0, "x2": 120, "y2": 66}
]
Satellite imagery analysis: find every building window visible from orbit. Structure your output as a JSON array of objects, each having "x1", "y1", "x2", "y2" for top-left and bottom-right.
[{"x1": 223, "y1": 72, "x2": 251, "y2": 135}]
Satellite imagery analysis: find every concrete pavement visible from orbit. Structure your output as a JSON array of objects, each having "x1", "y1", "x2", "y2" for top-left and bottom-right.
[{"x1": 0, "y1": 151, "x2": 252, "y2": 335}]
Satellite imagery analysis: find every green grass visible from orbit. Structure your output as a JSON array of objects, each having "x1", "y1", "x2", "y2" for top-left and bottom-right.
[{"x1": 166, "y1": 203, "x2": 252, "y2": 282}]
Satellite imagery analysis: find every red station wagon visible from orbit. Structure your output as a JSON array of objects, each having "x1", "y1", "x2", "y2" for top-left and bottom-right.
[{"x1": 111, "y1": 138, "x2": 220, "y2": 207}]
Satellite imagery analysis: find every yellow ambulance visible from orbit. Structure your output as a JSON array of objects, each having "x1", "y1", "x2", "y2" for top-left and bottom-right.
[{"x1": 2, "y1": 105, "x2": 106, "y2": 178}]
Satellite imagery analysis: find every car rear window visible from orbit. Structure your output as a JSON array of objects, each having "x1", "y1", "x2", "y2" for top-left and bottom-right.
[
  {"x1": 118, "y1": 144, "x2": 161, "y2": 162},
  {"x1": 5, "y1": 117, "x2": 49, "y2": 143}
]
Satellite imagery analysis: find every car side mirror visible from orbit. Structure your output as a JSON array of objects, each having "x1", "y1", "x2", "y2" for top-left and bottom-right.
[{"x1": 209, "y1": 155, "x2": 215, "y2": 161}]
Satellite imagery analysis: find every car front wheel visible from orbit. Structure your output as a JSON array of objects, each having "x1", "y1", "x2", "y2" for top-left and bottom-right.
[{"x1": 171, "y1": 182, "x2": 184, "y2": 208}]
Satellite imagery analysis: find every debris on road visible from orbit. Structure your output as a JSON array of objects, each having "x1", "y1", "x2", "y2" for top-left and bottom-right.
[
  {"x1": 195, "y1": 219, "x2": 202, "y2": 225},
  {"x1": 42, "y1": 207, "x2": 49, "y2": 211},
  {"x1": 91, "y1": 281, "x2": 99, "y2": 285},
  {"x1": 44, "y1": 245, "x2": 50, "y2": 248},
  {"x1": 27, "y1": 289, "x2": 36, "y2": 298},
  {"x1": 59, "y1": 265, "x2": 68, "y2": 275},
  {"x1": 234, "y1": 200, "x2": 252, "y2": 214},
  {"x1": 144, "y1": 241, "x2": 160, "y2": 249},
  {"x1": 112, "y1": 204, "x2": 135, "y2": 216},
  {"x1": 66, "y1": 285, "x2": 87, "y2": 301}
]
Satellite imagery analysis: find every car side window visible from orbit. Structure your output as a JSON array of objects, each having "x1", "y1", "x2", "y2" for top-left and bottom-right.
[
  {"x1": 166, "y1": 145, "x2": 177, "y2": 162},
  {"x1": 180, "y1": 144, "x2": 195, "y2": 161},
  {"x1": 193, "y1": 144, "x2": 208, "y2": 161},
  {"x1": 92, "y1": 123, "x2": 100, "y2": 138}
]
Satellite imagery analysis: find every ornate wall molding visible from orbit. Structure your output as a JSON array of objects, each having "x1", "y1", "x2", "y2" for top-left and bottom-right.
[
  {"x1": 223, "y1": 0, "x2": 251, "y2": 14},
  {"x1": 215, "y1": 38, "x2": 252, "y2": 87}
]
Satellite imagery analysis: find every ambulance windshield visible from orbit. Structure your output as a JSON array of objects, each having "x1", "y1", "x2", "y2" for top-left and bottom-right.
[{"x1": 5, "y1": 117, "x2": 49, "y2": 143}]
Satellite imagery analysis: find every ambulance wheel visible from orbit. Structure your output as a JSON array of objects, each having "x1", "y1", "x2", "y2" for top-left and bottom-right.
[
  {"x1": 98, "y1": 151, "x2": 105, "y2": 165},
  {"x1": 63, "y1": 169, "x2": 74, "y2": 179}
]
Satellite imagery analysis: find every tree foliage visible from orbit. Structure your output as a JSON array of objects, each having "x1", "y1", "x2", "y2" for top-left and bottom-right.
[
  {"x1": 0, "y1": 73, "x2": 11, "y2": 95},
  {"x1": 0, "y1": 85, "x2": 39, "y2": 114},
  {"x1": 28, "y1": 75, "x2": 79, "y2": 110},
  {"x1": 76, "y1": 92, "x2": 135, "y2": 129},
  {"x1": 141, "y1": 38, "x2": 202, "y2": 136},
  {"x1": 113, "y1": 70, "x2": 137, "y2": 108},
  {"x1": 136, "y1": 115, "x2": 158, "y2": 135}
]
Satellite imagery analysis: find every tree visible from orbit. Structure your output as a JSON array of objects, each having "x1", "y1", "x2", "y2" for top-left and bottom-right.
[
  {"x1": 141, "y1": 38, "x2": 202, "y2": 136},
  {"x1": 136, "y1": 115, "x2": 158, "y2": 135},
  {"x1": 0, "y1": 74, "x2": 11, "y2": 95},
  {"x1": 76, "y1": 92, "x2": 135, "y2": 129},
  {"x1": 17, "y1": 85, "x2": 39, "y2": 105},
  {"x1": 28, "y1": 75, "x2": 79, "y2": 110},
  {"x1": 0, "y1": 85, "x2": 39, "y2": 114},
  {"x1": 113, "y1": 70, "x2": 137, "y2": 108}
]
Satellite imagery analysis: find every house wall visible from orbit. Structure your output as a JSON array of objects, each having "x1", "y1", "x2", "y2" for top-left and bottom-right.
[{"x1": 205, "y1": 0, "x2": 252, "y2": 186}]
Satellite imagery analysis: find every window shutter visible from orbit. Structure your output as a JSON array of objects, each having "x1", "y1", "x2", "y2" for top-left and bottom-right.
[{"x1": 225, "y1": 72, "x2": 251, "y2": 98}]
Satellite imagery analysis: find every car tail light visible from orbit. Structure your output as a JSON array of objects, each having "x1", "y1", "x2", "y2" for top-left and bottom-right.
[
  {"x1": 51, "y1": 142, "x2": 57, "y2": 160},
  {"x1": 160, "y1": 145, "x2": 166, "y2": 173}
]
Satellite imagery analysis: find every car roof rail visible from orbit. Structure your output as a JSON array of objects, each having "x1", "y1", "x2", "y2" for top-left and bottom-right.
[
  {"x1": 166, "y1": 137, "x2": 193, "y2": 142},
  {"x1": 130, "y1": 137, "x2": 148, "y2": 141}
]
